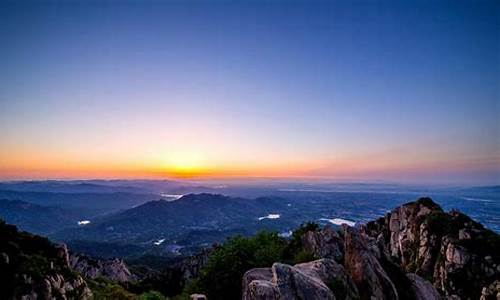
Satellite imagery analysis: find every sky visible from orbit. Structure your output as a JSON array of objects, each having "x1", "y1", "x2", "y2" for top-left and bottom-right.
[{"x1": 0, "y1": 0, "x2": 498, "y2": 185}]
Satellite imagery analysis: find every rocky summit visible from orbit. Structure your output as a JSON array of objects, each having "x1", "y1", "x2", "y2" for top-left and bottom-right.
[{"x1": 243, "y1": 198, "x2": 500, "y2": 300}]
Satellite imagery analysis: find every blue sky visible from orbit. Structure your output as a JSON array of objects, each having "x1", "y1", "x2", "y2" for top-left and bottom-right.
[{"x1": 0, "y1": 0, "x2": 498, "y2": 184}]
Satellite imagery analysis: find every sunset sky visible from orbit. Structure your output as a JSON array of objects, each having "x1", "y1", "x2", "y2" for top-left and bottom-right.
[{"x1": 0, "y1": 1, "x2": 498, "y2": 184}]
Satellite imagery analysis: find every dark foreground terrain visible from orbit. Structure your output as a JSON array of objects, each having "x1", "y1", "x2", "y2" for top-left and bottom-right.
[{"x1": 1, "y1": 197, "x2": 499, "y2": 299}]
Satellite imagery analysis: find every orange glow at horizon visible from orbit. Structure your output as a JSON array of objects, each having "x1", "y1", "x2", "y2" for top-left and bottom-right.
[{"x1": 1, "y1": 146, "x2": 498, "y2": 183}]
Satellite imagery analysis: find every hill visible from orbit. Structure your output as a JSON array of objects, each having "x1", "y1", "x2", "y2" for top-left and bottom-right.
[
  {"x1": 0, "y1": 199, "x2": 80, "y2": 235},
  {"x1": 52, "y1": 193, "x2": 299, "y2": 253},
  {"x1": 0, "y1": 219, "x2": 91, "y2": 299}
]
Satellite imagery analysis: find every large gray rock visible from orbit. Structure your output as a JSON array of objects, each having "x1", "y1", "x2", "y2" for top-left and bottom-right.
[
  {"x1": 364, "y1": 198, "x2": 443, "y2": 276},
  {"x1": 242, "y1": 268, "x2": 275, "y2": 298},
  {"x1": 295, "y1": 259, "x2": 359, "y2": 300},
  {"x1": 19, "y1": 273, "x2": 92, "y2": 300},
  {"x1": 302, "y1": 225, "x2": 344, "y2": 262},
  {"x1": 274, "y1": 263, "x2": 334, "y2": 299},
  {"x1": 387, "y1": 198, "x2": 441, "y2": 272},
  {"x1": 243, "y1": 259, "x2": 357, "y2": 300},
  {"x1": 479, "y1": 280, "x2": 500, "y2": 300},
  {"x1": 432, "y1": 236, "x2": 475, "y2": 299},
  {"x1": 343, "y1": 226, "x2": 399, "y2": 300},
  {"x1": 406, "y1": 273, "x2": 440, "y2": 300},
  {"x1": 69, "y1": 253, "x2": 134, "y2": 282}
]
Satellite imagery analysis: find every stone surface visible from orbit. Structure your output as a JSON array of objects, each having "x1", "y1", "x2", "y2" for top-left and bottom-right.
[
  {"x1": 69, "y1": 253, "x2": 134, "y2": 282},
  {"x1": 343, "y1": 226, "x2": 399, "y2": 300},
  {"x1": 295, "y1": 259, "x2": 359, "y2": 300},
  {"x1": 243, "y1": 259, "x2": 357, "y2": 300},
  {"x1": 301, "y1": 225, "x2": 344, "y2": 262},
  {"x1": 406, "y1": 273, "x2": 440, "y2": 300},
  {"x1": 364, "y1": 198, "x2": 500, "y2": 300},
  {"x1": 18, "y1": 273, "x2": 92, "y2": 300},
  {"x1": 479, "y1": 280, "x2": 500, "y2": 300}
]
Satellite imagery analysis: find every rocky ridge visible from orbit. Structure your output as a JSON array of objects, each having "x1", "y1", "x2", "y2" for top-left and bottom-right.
[
  {"x1": 364, "y1": 197, "x2": 500, "y2": 299},
  {"x1": 0, "y1": 220, "x2": 92, "y2": 300},
  {"x1": 69, "y1": 253, "x2": 135, "y2": 282},
  {"x1": 242, "y1": 258, "x2": 359, "y2": 300},
  {"x1": 244, "y1": 198, "x2": 500, "y2": 300}
]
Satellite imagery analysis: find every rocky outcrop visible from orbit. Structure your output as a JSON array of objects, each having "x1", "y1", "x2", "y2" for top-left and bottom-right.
[
  {"x1": 243, "y1": 258, "x2": 358, "y2": 300},
  {"x1": 406, "y1": 273, "x2": 440, "y2": 300},
  {"x1": 242, "y1": 268, "x2": 275, "y2": 299},
  {"x1": 364, "y1": 197, "x2": 500, "y2": 299},
  {"x1": 364, "y1": 197, "x2": 443, "y2": 275},
  {"x1": 0, "y1": 219, "x2": 92, "y2": 300},
  {"x1": 174, "y1": 248, "x2": 212, "y2": 282},
  {"x1": 69, "y1": 253, "x2": 135, "y2": 282},
  {"x1": 301, "y1": 225, "x2": 344, "y2": 262},
  {"x1": 343, "y1": 226, "x2": 398, "y2": 300},
  {"x1": 18, "y1": 273, "x2": 92, "y2": 300},
  {"x1": 479, "y1": 280, "x2": 500, "y2": 300},
  {"x1": 432, "y1": 234, "x2": 498, "y2": 299},
  {"x1": 139, "y1": 248, "x2": 212, "y2": 298},
  {"x1": 294, "y1": 259, "x2": 359, "y2": 300},
  {"x1": 243, "y1": 197, "x2": 499, "y2": 300}
]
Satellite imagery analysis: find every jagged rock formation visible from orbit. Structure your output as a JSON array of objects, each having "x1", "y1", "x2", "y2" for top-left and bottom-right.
[
  {"x1": 365, "y1": 197, "x2": 500, "y2": 299},
  {"x1": 69, "y1": 253, "x2": 135, "y2": 282},
  {"x1": 343, "y1": 226, "x2": 399, "y2": 300},
  {"x1": 406, "y1": 273, "x2": 440, "y2": 300},
  {"x1": 138, "y1": 248, "x2": 212, "y2": 297},
  {"x1": 301, "y1": 225, "x2": 344, "y2": 262},
  {"x1": 244, "y1": 198, "x2": 499, "y2": 300},
  {"x1": 0, "y1": 219, "x2": 92, "y2": 300},
  {"x1": 172, "y1": 248, "x2": 212, "y2": 282},
  {"x1": 243, "y1": 258, "x2": 358, "y2": 300},
  {"x1": 479, "y1": 280, "x2": 500, "y2": 300}
]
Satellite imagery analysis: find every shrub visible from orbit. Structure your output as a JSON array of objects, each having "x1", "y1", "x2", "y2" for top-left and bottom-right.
[
  {"x1": 183, "y1": 224, "x2": 321, "y2": 299},
  {"x1": 282, "y1": 222, "x2": 319, "y2": 263},
  {"x1": 139, "y1": 291, "x2": 166, "y2": 300},
  {"x1": 185, "y1": 231, "x2": 286, "y2": 300}
]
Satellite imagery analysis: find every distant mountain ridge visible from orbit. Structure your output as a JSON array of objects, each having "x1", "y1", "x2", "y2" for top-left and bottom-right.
[
  {"x1": 51, "y1": 190, "x2": 500, "y2": 259},
  {"x1": 0, "y1": 190, "x2": 156, "y2": 217},
  {"x1": 0, "y1": 199, "x2": 80, "y2": 235},
  {"x1": 52, "y1": 193, "x2": 297, "y2": 251},
  {"x1": 0, "y1": 179, "x2": 208, "y2": 194}
]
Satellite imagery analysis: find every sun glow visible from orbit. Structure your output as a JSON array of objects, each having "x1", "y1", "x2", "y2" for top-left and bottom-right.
[{"x1": 160, "y1": 151, "x2": 209, "y2": 177}]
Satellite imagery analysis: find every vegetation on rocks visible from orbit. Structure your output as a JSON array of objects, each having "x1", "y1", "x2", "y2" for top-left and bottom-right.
[
  {"x1": 0, "y1": 219, "x2": 89, "y2": 299},
  {"x1": 182, "y1": 224, "x2": 319, "y2": 300},
  {"x1": 87, "y1": 277, "x2": 166, "y2": 300}
]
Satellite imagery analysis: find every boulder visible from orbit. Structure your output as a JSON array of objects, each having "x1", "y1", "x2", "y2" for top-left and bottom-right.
[
  {"x1": 343, "y1": 226, "x2": 399, "y2": 300},
  {"x1": 243, "y1": 259, "x2": 356, "y2": 300},
  {"x1": 69, "y1": 253, "x2": 134, "y2": 282},
  {"x1": 406, "y1": 273, "x2": 440, "y2": 300},
  {"x1": 479, "y1": 280, "x2": 500, "y2": 300},
  {"x1": 302, "y1": 225, "x2": 344, "y2": 262}
]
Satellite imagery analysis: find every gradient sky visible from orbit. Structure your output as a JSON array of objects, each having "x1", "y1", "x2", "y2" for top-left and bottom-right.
[{"x1": 0, "y1": 0, "x2": 499, "y2": 184}]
